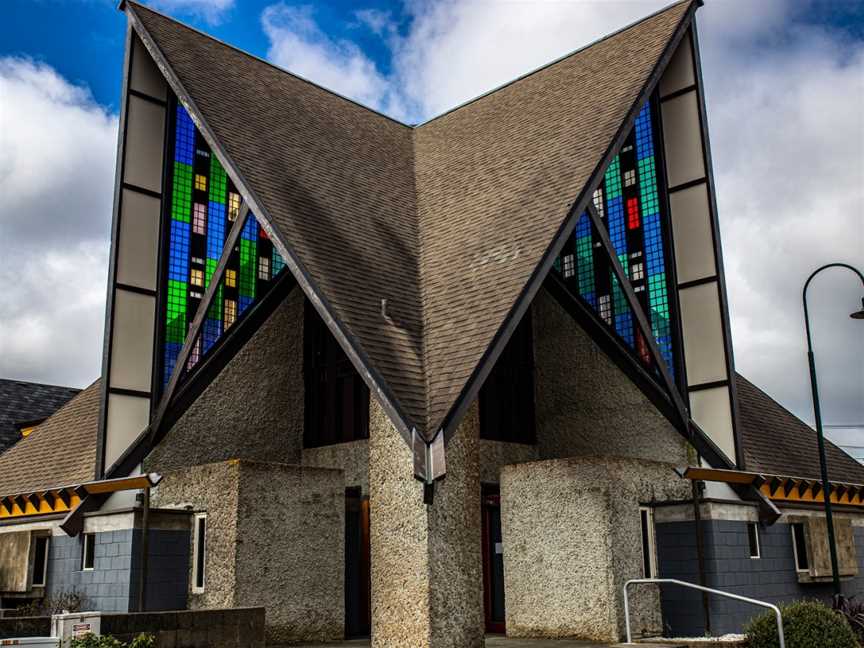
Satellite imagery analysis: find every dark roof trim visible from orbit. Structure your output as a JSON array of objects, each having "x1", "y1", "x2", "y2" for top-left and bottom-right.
[
  {"x1": 436, "y1": 0, "x2": 700, "y2": 444},
  {"x1": 124, "y1": 2, "x2": 419, "y2": 447},
  {"x1": 416, "y1": 0, "x2": 691, "y2": 127},
  {"x1": 119, "y1": 1, "x2": 407, "y2": 128}
]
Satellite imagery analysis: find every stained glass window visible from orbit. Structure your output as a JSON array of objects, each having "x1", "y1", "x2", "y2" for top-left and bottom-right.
[
  {"x1": 554, "y1": 99, "x2": 679, "y2": 381},
  {"x1": 161, "y1": 103, "x2": 287, "y2": 388}
]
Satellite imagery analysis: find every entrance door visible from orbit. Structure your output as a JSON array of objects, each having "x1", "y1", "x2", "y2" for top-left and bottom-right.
[
  {"x1": 482, "y1": 485, "x2": 506, "y2": 633},
  {"x1": 345, "y1": 487, "x2": 371, "y2": 638}
]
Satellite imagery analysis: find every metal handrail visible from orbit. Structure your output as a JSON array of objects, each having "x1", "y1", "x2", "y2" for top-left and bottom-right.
[{"x1": 623, "y1": 578, "x2": 785, "y2": 648}]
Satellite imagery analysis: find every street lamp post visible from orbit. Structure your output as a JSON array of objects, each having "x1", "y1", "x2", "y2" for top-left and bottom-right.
[{"x1": 802, "y1": 262, "x2": 864, "y2": 597}]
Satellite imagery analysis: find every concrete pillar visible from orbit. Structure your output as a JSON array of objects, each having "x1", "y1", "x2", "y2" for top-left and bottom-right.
[{"x1": 369, "y1": 400, "x2": 484, "y2": 648}]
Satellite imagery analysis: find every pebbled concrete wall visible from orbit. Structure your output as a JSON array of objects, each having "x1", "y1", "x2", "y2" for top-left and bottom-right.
[
  {"x1": 501, "y1": 455, "x2": 689, "y2": 642},
  {"x1": 152, "y1": 459, "x2": 344, "y2": 644},
  {"x1": 533, "y1": 290, "x2": 689, "y2": 465},
  {"x1": 368, "y1": 398, "x2": 484, "y2": 648},
  {"x1": 146, "y1": 290, "x2": 305, "y2": 473},
  {"x1": 302, "y1": 438, "x2": 370, "y2": 494},
  {"x1": 656, "y1": 513, "x2": 864, "y2": 636},
  {"x1": 233, "y1": 461, "x2": 344, "y2": 644}
]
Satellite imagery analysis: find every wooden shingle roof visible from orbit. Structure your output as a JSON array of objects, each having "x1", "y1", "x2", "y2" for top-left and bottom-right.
[
  {"x1": 0, "y1": 380, "x2": 99, "y2": 497},
  {"x1": 127, "y1": 0, "x2": 695, "y2": 441},
  {"x1": 737, "y1": 374, "x2": 864, "y2": 484}
]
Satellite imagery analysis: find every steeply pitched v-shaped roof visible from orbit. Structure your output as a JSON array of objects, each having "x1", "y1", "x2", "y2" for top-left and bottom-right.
[{"x1": 126, "y1": 0, "x2": 696, "y2": 443}]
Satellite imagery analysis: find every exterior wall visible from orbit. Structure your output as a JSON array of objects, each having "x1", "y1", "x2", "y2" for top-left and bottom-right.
[
  {"x1": 368, "y1": 398, "x2": 484, "y2": 648},
  {"x1": 233, "y1": 461, "x2": 344, "y2": 644},
  {"x1": 533, "y1": 290, "x2": 690, "y2": 466},
  {"x1": 40, "y1": 511, "x2": 189, "y2": 614},
  {"x1": 656, "y1": 506, "x2": 864, "y2": 636},
  {"x1": 146, "y1": 290, "x2": 305, "y2": 473},
  {"x1": 501, "y1": 456, "x2": 690, "y2": 642},
  {"x1": 302, "y1": 439, "x2": 370, "y2": 494},
  {"x1": 151, "y1": 460, "x2": 344, "y2": 644}
]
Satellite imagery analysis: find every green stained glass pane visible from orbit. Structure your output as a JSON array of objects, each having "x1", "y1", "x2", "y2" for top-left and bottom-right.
[
  {"x1": 605, "y1": 156, "x2": 622, "y2": 199},
  {"x1": 209, "y1": 156, "x2": 227, "y2": 204},
  {"x1": 165, "y1": 279, "x2": 187, "y2": 343},
  {"x1": 239, "y1": 239, "x2": 257, "y2": 298},
  {"x1": 171, "y1": 162, "x2": 193, "y2": 223}
]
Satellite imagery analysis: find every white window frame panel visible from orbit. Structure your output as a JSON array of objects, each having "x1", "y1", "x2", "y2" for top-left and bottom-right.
[
  {"x1": 791, "y1": 522, "x2": 809, "y2": 573},
  {"x1": 639, "y1": 506, "x2": 658, "y2": 579},
  {"x1": 82, "y1": 533, "x2": 95, "y2": 571},
  {"x1": 32, "y1": 535, "x2": 50, "y2": 586},
  {"x1": 747, "y1": 522, "x2": 761, "y2": 559},
  {"x1": 192, "y1": 513, "x2": 207, "y2": 594}
]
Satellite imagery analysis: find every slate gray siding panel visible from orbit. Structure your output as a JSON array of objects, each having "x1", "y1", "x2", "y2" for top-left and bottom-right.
[
  {"x1": 129, "y1": 528, "x2": 190, "y2": 612},
  {"x1": 656, "y1": 520, "x2": 864, "y2": 636},
  {"x1": 45, "y1": 530, "x2": 134, "y2": 613},
  {"x1": 44, "y1": 528, "x2": 189, "y2": 614}
]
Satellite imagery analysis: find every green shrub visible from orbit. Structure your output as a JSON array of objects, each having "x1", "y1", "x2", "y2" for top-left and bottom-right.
[
  {"x1": 70, "y1": 634, "x2": 124, "y2": 648},
  {"x1": 129, "y1": 634, "x2": 155, "y2": 648},
  {"x1": 745, "y1": 599, "x2": 859, "y2": 648},
  {"x1": 70, "y1": 633, "x2": 154, "y2": 648}
]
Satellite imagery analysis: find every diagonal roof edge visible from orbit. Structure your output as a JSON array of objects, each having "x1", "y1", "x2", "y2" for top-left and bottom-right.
[
  {"x1": 120, "y1": 0, "x2": 692, "y2": 131},
  {"x1": 124, "y1": 1, "x2": 420, "y2": 445},
  {"x1": 414, "y1": 0, "x2": 693, "y2": 129},
  {"x1": 118, "y1": 1, "x2": 410, "y2": 129},
  {"x1": 428, "y1": 0, "x2": 702, "y2": 444}
]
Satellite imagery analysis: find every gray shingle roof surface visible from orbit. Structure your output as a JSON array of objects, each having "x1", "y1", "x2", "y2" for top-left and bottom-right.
[
  {"x1": 0, "y1": 380, "x2": 100, "y2": 496},
  {"x1": 128, "y1": 0, "x2": 693, "y2": 439},
  {"x1": 737, "y1": 374, "x2": 864, "y2": 484},
  {"x1": 0, "y1": 379, "x2": 80, "y2": 453}
]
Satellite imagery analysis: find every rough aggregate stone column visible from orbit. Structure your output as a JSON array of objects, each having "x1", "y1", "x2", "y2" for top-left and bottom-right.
[{"x1": 369, "y1": 399, "x2": 484, "y2": 648}]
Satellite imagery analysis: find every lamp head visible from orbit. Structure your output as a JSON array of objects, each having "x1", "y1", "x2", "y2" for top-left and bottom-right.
[{"x1": 851, "y1": 298, "x2": 864, "y2": 320}]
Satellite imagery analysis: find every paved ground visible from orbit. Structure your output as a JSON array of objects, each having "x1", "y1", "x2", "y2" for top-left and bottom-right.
[{"x1": 271, "y1": 638, "x2": 656, "y2": 647}]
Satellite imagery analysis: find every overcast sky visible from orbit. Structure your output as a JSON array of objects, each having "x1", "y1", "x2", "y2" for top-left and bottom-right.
[{"x1": 0, "y1": 0, "x2": 861, "y2": 455}]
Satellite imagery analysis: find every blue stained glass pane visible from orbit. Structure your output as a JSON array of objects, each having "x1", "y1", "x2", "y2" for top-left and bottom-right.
[
  {"x1": 167, "y1": 220, "x2": 190, "y2": 282},
  {"x1": 206, "y1": 202, "x2": 226, "y2": 259},
  {"x1": 174, "y1": 106, "x2": 195, "y2": 165},
  {"x1": 635, "y1": 104, "x2": 654, "y2": 161},
  {"x1": 202, "y1": 318, "x2": 222, "y2": 353},
  {"x1": 239, "y1": 295, "x2": 254, "y2": 315},
  {"x1": 241, "y1": 215, "x2": 258, "y2": 241},
  {"x1": 163, "y1": 342, "x2": 182, "y2": 385}
]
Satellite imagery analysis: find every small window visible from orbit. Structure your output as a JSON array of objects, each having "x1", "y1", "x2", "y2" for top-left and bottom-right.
[
  {"x1": 624, "y1": 169, "x2": 636, "y2": 186},
  {"x1": 192, "y1": 513, "x2": 207, "y2": 593},
  {"x1": 32, "y1": 536, "x2": 50, "y2": 586},
  {"x1": 225, "y1": 268, "x2": 237, "y2": 288},
  {"x1": 190, "y1": 268, "x2": 204, "y2": 287},
  {"x1": 791, "y1": 522, "x2": 809, "y2": 572},
  {"x1": 640, "y1": 507, "x2": 657, "y2": 578},
  {"x1": 228, "y1": 192, "x2": 241, "y2": 221},
  {"x1": 562, "y1": 254, "x2": 575, "y2": 279},
  {"x1": 224, "y1": 299, "x2": 237, "y2": 328},
  {"x1": 192, "y1": 203, "x2": 207, "y2": 234},
  {"x1": 747, "y1": 522, "x2": 761, "y2": 559},
  {"x1": 194, "y1": 174, "x2": 207, "y2": 191},
  {"x1": 258, "y1": 255, "x2": 270, "y2": 281},
  {"x1": 82, "y1": 533, "x2": 95, "y2": 571}
]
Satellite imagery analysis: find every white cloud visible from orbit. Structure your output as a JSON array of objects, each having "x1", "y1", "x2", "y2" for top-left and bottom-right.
[
  {"x1": 144, "y1": 0, "x2": 234, "y2": 25},
  {"x1": 262, "y1": 3, "x2": 407, "y2": 119},
  {"x1": 257, "y1": 0, "x2": 863, "y2": 437},
  {"x1": 0, "y1": 58, "x2": 116, "y2": 388}
]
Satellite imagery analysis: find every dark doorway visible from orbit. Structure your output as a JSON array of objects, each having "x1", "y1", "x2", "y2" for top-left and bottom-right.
[
  {"x1": 482, "y1": 485, "x2": 506, "y2": 634},
  {"x1": 345, "y1": 487, "x2": 371, "y2": 638}
]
